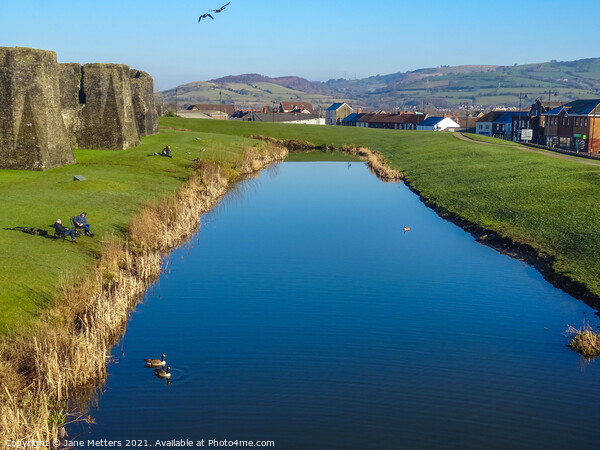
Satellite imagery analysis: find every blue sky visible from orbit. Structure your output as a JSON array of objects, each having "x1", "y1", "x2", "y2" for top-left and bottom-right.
[{"x1": 2, "y1": 0, "x2": 600, "y2": 90}]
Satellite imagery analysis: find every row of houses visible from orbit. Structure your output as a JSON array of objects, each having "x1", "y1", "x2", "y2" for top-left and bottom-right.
[
  {"x1": 476, "y1": 98, "x2": 600, "y2": 153},
  {"x1": 182, "y1": 101, "x2": 324, "y2": 124},
  {"x1": 327, "y1": 103, "x2": 461, "y2": 131},
  {"x1": 232, "y1": 110, "x2": 323, "y2": 125},
  {"x1": 475, "y1": 100, "x2": 558, "y2": 144},
  {"x1": 182, "y1": 98, "x2": 600, "y2": 153}
]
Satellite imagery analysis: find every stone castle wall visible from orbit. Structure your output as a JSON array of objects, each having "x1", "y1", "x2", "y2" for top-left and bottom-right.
[
  {"x1": 57, "y1": 63, "x2": 83, "y2": 148},
  {"x1": 0, "y1": 47, "x2": 75, "y2": 170},
  {"x1": 131, "y1": 69, "x2": 160, "y2": 136},
  {"x1": 0, "y1": 47, "x2": 159, "y2": 170},
  {"x1": 76, "y1": 64, "x2": 141, "y2": 150}
]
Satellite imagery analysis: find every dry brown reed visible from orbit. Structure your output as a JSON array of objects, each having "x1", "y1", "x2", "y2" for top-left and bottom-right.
[
  {"x1": 566, "y1": 323, "x2": 600, "y2": 358},
  {"x1": 0, "y1": 143, "x2": 287, "y2": 443},
  {"x1": 360, "y1": 148, "x2": 403, "y2": 182},
  {"x1": 250, "y1": 135, "x2": 403, "y2": 183}
]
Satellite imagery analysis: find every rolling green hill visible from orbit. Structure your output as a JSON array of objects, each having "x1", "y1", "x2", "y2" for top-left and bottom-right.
[
  {"x1": 162, "y1": 77, "x2": 344, "y2": 111},
  {"x1": 162, "y1": 58, "x2": 600, "y2": 110}
]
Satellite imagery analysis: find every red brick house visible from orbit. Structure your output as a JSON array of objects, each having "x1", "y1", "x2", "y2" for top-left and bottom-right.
[{"x1": 544, "y1": 99, "x2": 600, "y2": 152}]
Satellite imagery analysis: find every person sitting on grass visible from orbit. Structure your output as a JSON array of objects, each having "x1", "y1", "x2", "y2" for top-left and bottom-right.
[
  {"x1": 53, "y1": 219, "x2": 78, "y2": 243},
  {"x1": 154, "y1": 145, "x2": 172, "y2": 158},
  {"x1": 73, "y1": 212, "x2": 94, "y2": 237}
]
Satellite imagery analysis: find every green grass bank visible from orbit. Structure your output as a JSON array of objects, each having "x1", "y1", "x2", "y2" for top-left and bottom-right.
[
  {"x1": 0, "y1": 128, "x2": 267, "y2": 335},
  {"x1": 162, "y1": 117, "x2": 600, "y2": 307}
]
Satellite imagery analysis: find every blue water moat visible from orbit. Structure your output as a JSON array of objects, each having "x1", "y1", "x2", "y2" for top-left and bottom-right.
[{"x1": 70, "y1": 162, "x2": 600, "y2": 450}]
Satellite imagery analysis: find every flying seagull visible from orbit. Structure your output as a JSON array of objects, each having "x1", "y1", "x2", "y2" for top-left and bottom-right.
[
  {"x1": 212, "y1": 2, "x2": 230, "y2": 13},
  {"x1": 198, "y1": 13, "x2": 214, "y2": 22}
]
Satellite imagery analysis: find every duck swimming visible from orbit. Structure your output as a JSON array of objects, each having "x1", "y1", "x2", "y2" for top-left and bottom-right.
[{"x1": 144, "y1": 354, "x2": 166, "y2": 367}]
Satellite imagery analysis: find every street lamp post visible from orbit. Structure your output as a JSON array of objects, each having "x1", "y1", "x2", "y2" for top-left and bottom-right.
[
  {"x1": 545, "y1": 90, "x2": 557, "y2": 147},
  {"x1": 518, "y1": 93, "x2": 527, "y2": 141},
  {"x1": 219, "y1": 90, "x2": 222, "y2": 120}
]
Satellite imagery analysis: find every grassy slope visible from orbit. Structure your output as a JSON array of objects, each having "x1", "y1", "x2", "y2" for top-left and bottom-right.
[
  {"x1": 165, "y1": 80, "x2": 339, "y2": 108},
  {"x1": 0, "y1": 128, "x2": 259, "y2": 334},
  {"x1": 461, "y1": 133, "x2": 520, "y2": 146},
  {"x1": 162, "y1": 117, "x2": 600, "y2": 301}
]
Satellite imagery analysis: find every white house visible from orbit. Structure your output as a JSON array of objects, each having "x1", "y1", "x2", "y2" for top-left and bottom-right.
[{"x1": 416, "y1": 116, "x2": 461, "y2": 132}]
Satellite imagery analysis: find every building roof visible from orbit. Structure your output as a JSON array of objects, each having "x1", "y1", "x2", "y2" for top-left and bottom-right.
[
  {"x1": 327, "y1": 102, "x2": 348, "y2": 111},
  {"x1": 546, "y1": 99, "x2": 600, "y2": 116},
  {"x1": 187, "y1": 104, "x2": 235, "y2": 115},
  {"x1": 402, "y1": 113, "x2": 427, "y2": 125},
  {"x1": 367, "y1": 113, "x2": 426, "y2": 124},
  {"x1": 368, "y1": 113, "x2": 392, "y2": 123},
  {"x1": 496, "y1": 111, "x2": 525, "y2": 123},
  {"x1": 374, "y1": 114, "x2": 404, "y2": 124},
  {"x1": 357, "y1": 113, "x2": 376, "y2": 122},
  {"x1": 248, "y1": 112, "x2": 320, "y2": 123},
  {"x1": 477, "y1": 111, "x2": 506, "y2": 123},
  {"x1": 418, "y1": 116, "x2": 445, "y2": 127},
  {"x1": 280, "y1": 101, "x2": 313, "y2": 112},
  {"x1": 342, "y1": 113, "x2": 364, "y2": 123},
  {"x1": 538, "y1": 101, "x2": 563, "y2": 109}
]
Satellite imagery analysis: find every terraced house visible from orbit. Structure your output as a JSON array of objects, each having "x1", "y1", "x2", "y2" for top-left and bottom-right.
[
  {"x1": 476, "y1": 111, "x2": 506, "y2": 136},
  {"x1": 544, "y1": 99, "x2": 600, "y2": 152}
]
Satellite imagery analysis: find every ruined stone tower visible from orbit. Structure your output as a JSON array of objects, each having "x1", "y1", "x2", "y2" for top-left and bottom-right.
[
  {"x1": 0, "y1": 47, "x2": 75, "y2": 170},
  {"x1": 76, "y1": 63, "x2": 141, "y2": 150},
  {"x1": 57, "y1": 63, "x2": 83, "y2": 148},
  {"x1": 130, "y1": 69, "x2": 159, "y2": 136},
  {"x1": 1, "y1": 47, "x2": 160, "y2": 170}
]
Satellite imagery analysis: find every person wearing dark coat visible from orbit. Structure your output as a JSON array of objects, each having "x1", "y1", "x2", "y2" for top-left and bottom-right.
[
  {"x1": 73, "y1": 212, "x2": 94, "y2": 237},
  {"x1": 153, "y1": 145, "x2": 172, "y2": 158},
  {"x1": 53, "y1": 219, "x2": 78, "y2": 242}
]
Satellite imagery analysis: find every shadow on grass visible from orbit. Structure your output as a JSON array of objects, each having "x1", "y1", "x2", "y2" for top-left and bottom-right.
[{"x1": 2, "y1": 227, "x2": 76, "y2": 242}]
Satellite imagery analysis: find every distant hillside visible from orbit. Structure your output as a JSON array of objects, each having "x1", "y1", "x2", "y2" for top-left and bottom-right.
[
  {"x1": 162, "y1": 78, "x2": 342, "y2": 111},
  {"x1": 325, "y1": 59, "x2": 600, "y2": 108},
  {"x1": 163, "y1": 58, "x2": 600, "y2": 110},
  {"x1": 210, "y1": 74, "x2": 328, "y2": 95}
]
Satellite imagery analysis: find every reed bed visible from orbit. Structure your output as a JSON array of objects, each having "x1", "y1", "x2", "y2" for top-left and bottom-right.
[
  {"x1": 360, "y1": 148, "x2": 403, "y2": 182},
  {"x1": 566, "y1": 323, "x2": 600, "y2": 358},
  {"x1": 0, "y1": 143, "x2": 287, "y2": 443},
  {"x1": 250, "y1": 135, "x2": 402, "y2": 183}
]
